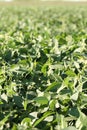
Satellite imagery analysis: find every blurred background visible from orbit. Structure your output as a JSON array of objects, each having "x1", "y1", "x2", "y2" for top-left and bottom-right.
[{"x1": 0, "y1": 0, "x2": 87, "y2": 6}]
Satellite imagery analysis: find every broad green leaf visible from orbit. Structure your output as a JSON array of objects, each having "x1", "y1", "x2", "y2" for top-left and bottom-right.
[
  {"x1": 34, "y1": 96, "x2": 48, "y2": 105},
  {"x1": 71, "y1": 92, "x2": 79, "y2": 101},
  {"x1": 10, "y1": 64, "x2": 19, "y2": 72},
  {"x1": 44, "y1": 115, "x2": 53, "y2": 122},
  {"x1": 13, "y1": 96, "x2": 23, "y2": 107},
  {"x1": 12, "y1": 124, "x2": 17, "y2": 130},
  {"x1": 21, "y1": 118, "x2": 31, "y2": 125},
  {"x1": 1, "y1": 93, "x2": 8, "y2": 102},
  {"x1": 68, "y1": 107, "x2": 79, "y2": 118},
  {"x1": 29, "y1": 112, "x2": 38, "y2": 120},
  {"x1": 76, "y1": 109, "x2": 87, "y2": 128},
  {"x1": 46, "y1": 82, "x2": 61, "y2": 92},
  {"x1": 65, "y1": 70, "x2": 76, "y2": 77}
]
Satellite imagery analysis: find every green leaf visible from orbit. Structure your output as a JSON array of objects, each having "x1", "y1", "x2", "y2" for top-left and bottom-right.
[
  {"x1": 65, "y1": 70, "x2": 76, "y2": 77},
  {"x1": 76, "y1": 109, "x2": 87, "y2": 128},
  {"x1": 10, "y1": 64, "x2": 19, "y2": 72},
  {"x1": 13, "y1": 96, "x2": 23, "y2": 107},
  {"x1": 49, "y1": 99, "x2": 56, "y2": 111},
  {"x1": 33, "y1": 111, "x2": 54, "y2": 127},
  {"x1": 68, "y1": 107, "x2": 79, "y2": 118},
  {"x1": 1, "y1": 93, "x2": 8, "y2": 102},
  {"x1": 22, "y1": 100, "x2": 28, "y2": 110},
  {"x1": 0, "y1": 77, "x2": 5, "y2": 84},
  {"x1": 71, "y1": 92, "x2": 79, "y2": 101},
  {"x1": 0, "y1": 69, "x2": 5, "y2": 75},
  {"x1": 46, "y1": 82, "x2": 61, "y2": 92},
  {"x1": 34, "y1": 96, "x2": 48, "y2": 105},
  {"x1": 21, "y1": 117, "x2": 31, "y2": 125},
  {"x1": 44, "y1": 115, "x2": 53, "y2": 122},
  {"x1": 0, "y1": 113, "x2": 11, "y2": 127},
  {"x1": 12, "y1": 124, "x2": 17, "y2": 130}
]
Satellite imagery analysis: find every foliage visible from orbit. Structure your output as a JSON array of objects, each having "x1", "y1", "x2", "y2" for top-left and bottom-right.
[{"x1": 0, "y1": 6, "x2": 87, "y2": 130}]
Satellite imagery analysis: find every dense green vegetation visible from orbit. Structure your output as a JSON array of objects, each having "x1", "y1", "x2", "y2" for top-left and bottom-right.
[{"x1": 0, "y1": 6, "x2": 87, "y2": 130}]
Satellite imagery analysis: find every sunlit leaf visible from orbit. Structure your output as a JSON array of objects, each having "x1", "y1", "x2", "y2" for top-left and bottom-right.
[{"x1": 34, "y1": 96, "x2": 48, "y2": 105}]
